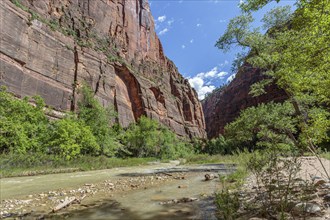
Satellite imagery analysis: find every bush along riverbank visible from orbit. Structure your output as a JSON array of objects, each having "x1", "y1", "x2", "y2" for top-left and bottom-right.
[{"x1": 0, "y1": 85, "x2": 195, "y2": 177}]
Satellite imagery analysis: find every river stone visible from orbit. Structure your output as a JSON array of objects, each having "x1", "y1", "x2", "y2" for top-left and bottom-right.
[
  {"x1": 322, "y1": 183, "x2": 330, "y2": 189},
  {"x1": 324, "y1": 194, "x2": 330, "y2": 202},
  {"x1": 294, "y1": 202, "x2": 322, "y2": 214},
  {"x1": 314, "y1": 179, "x2": 327, "y2": 187}
]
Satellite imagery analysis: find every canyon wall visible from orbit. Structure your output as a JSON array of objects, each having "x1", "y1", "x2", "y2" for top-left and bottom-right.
[
  {"x1": 0, "y1": 0, "x2": 206, "y2": 139},
  {"x1": 202, "y1": 67, "x2": 287, "y2": 139}
]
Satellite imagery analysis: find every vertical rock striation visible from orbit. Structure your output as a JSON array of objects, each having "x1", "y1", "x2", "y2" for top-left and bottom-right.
[{"x1": 0, "y1": 0, "x2": 206, "y2": 139}]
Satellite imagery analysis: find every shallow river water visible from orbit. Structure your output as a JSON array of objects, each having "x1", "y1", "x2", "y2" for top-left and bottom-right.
[
  {"x1": 59, "y1": 164, "x2": 235, "y2": 220},
  {"x1": 1, "y1": 162, "x2": 235, "y2": 220}
]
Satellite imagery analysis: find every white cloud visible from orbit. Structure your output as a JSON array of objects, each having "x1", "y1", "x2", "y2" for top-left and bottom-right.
[
  {"x1": 227, "y1": 73, "x2": 237, "y2": 83},
  {"x1": 158, "y1": 28, "x2": 168, "y2": 36},
  {"x1": 196, "y1": 23, "x2": 201, "y2": 27},
  {"x1": 181, "y1": 45, "x2": 186, "y2": 49},
  {"x1": 188, "y1": 67, "x2": 229, "y2": 100},
  {"x1": 188, "y1": 77, "x2": 215, "y2": 100},
  {"x1": 217, "y1": 71, "x2": 228, "y2": 77},
  {"x1": 203, "y1": 67, "x2": 218, "y2": 78},
  {"x1": 167, "y1": 19, "x2": 174, "y2": 26},
  {"x1": 219, "y1": 19, "x2": 227, "y2": 23},
  {"x1": 157, "y1": 15, "x2": 166, "y2": 23},
  {"x1": 190, "y1": 39, "x2": 194, "y2": 43},
  {"x1": 196, "y1": 67, "x2": 228, "y2": 79},
  {"x1": 219, "y1": 60, "x2": 229, "y2": 67}
]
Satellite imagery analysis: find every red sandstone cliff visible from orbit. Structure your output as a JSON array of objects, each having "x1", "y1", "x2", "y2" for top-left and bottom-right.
[
  {"x1": 202, "y1": 67, "x2": 287, "y2": 139},
  {"x1": 0, "y1": 0, "x2": 206, "y2": 139}
]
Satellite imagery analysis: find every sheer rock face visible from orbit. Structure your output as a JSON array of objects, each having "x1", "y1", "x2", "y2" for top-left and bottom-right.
[
  {"x1": 0, "y1": 0, "x2": 206, "y2": 139},
  {"x1": 202, "y1": 67, "x2": 287, "y2": 139}
]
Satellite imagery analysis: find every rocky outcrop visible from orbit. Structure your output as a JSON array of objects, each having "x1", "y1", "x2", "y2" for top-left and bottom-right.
[
  {"x1": 0, "y1": 0, "x2": 206, "y2": 138},
  {"x1": 202, "y1": 67, "x2": 287, "y2": 139}
]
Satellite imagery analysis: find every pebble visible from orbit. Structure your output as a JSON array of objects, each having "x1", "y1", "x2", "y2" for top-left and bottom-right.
[
  {"x1": 311, "y1": 176, "x2": 323, "y2": 182},
  {"x1": 294, "y1": 202, "x2": 321, "y2": 214},
  {"x1": 322, "y1": 183, "x2": 330, "y2": 189}
]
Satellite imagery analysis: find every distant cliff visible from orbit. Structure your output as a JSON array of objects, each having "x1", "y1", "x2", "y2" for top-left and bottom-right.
[
  {"x1": 202, "y1": 66, "x2": 287, "y2": 139},
  {"x1": 0, "y1": 0, "x2": 206, "y2": 139}
]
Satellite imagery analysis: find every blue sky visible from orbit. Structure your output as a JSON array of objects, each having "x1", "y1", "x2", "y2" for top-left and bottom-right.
[{"x1": 149, "y1": 0, "x2": 295, "y2": 99}]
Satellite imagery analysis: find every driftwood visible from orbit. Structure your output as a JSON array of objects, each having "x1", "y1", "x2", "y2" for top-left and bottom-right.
[
  {"x1": 52, "y1": 197, "x2": 76, "y2": 212},
  {"x1": 174, "y1": 176, "x2": 185, "y2": 180},
  {"x1": 76, "y1": 195, "x2": 87, "y2": 204},
  {"x1": 160, "y1": 172, "x2": 173, "y2": 176}
]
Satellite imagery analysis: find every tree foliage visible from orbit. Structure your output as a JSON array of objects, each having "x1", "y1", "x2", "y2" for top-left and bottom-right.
[
  {"x1": 47, "y1": 116, "x2": 100, "y2": 160},
  {"x1": 77, "y1": 84, "x2": 120, "y2": 157},
  {"x1": 225, "y1": 102, "x2": 299, "y2": 152},
  {"x1": 0, "y1": 87, "x2": 48, "y2": 154},
  {"x1": 120, "y1": 116, "x2": 192, "y2": 159},
  {"x1": 0, "y1": 86, "x2": 191, "y2": 160},
  {"x1": 217, "y1": 0, "x2": 330, "y2": 152}
]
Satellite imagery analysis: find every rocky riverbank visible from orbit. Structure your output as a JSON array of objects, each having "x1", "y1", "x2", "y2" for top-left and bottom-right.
[
  {"x1": 0, "y1": 171, "x2": 183, "y2": 218},
  {"x1": 0, "y1": 162, "x2": 231, "y2": 219},
  {"x1": 235, "y1": 157, "x2": 330, "y2": 220}
]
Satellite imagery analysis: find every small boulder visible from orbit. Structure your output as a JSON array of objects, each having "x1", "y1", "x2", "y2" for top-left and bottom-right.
[
  {"x1": 294, "y1": 202, "x2": 321, "y2": 214},
  {"x1": 205, "y1": 174, "x2": 215, "y2": 181},
  {"x1": 314, "y1": 179, "x2": 327, "y2": 187},
  {"x1": 322, "y1": 183, "x2": 330, "y2": 189}
]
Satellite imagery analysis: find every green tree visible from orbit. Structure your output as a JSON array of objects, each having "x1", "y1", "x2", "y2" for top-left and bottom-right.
[
  {"x1": 47, "y1": 116, "x2": 100, "y2": 160},
  {"x1": 0, "y1": 87, "x2": 49, "y2": 154},
  {"x1": 77, "y1": 84, "x2": 120, "y2": 157},
  {"x1": 216, "y1": 0, "x2": 330, "y2": 170},
  {"x1": 121, "y1": 116, "x2": 191, "y2": 159},
  {"x1": 121, "y1": 116, "x2": 161, "y2": 157},
  {"x1": 204, "y1": 135, "x2": 233, "y2": 155},
  {"x1": 225, "y1": 102, "x2": 298, "y2": 153}
]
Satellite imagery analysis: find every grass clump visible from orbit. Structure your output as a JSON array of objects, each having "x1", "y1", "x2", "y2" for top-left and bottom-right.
[{"x1": 0, "y1": 153, "x2": 155, "y2": 178}]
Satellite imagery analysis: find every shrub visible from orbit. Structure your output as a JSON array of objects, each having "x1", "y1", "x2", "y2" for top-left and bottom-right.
[
  {"x1": 46, "y1": 116, "x2": 100, "y2": 160},
  {"x1": 120, "y1": 116, "x2": 191, "y2": 159},
  {"x1": 121, "y1": 116, "x2": 161, "y2": 157},
  {"x1": 224, "y1": 102, "x2": 297, "y2": 153},
  {"x1": 77, "y1": 84, "x2": 120, "y2": 157},
  {"x1": 215, "y1": 189, "x2": 240, "y2": 220},
  {"x1": 158, "y1": 128, "x2": 193, "y2": 159},
  {"x1": 0, "y1": 87, "x2": 49, "y2": 154},
  {"x1": 203, "y1": 135, "x2": 234, "y2": 155}
]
